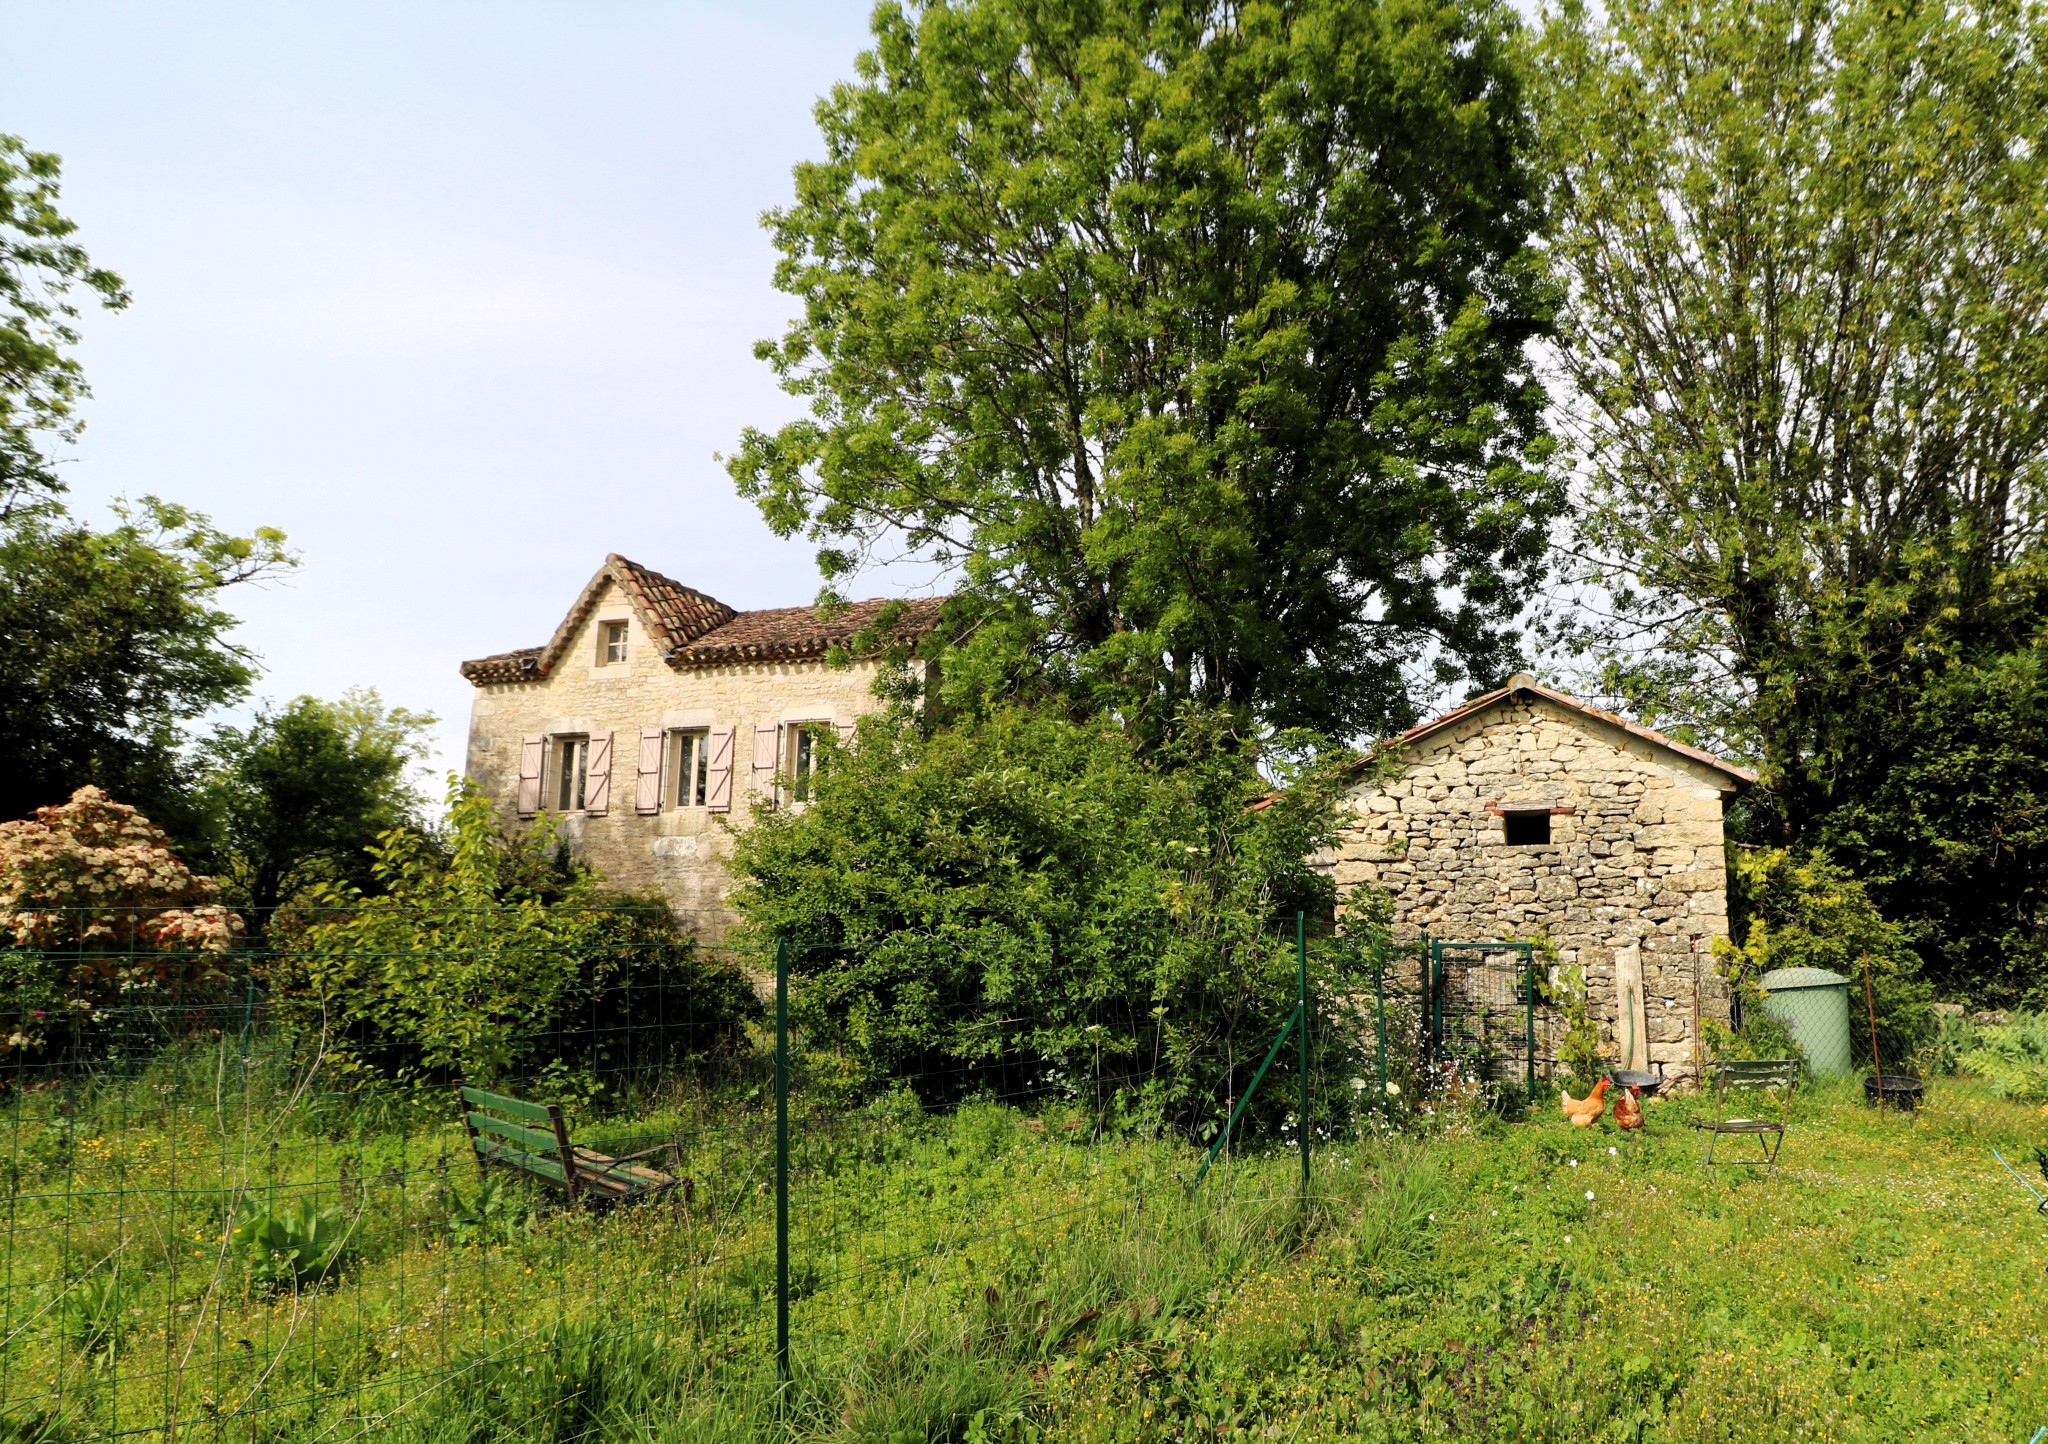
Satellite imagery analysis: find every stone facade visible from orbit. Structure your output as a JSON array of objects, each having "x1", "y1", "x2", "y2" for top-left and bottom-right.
[
  {"x1": 462, "y1": 555, "x2": 938, "y2": 936},
  {"x1": 1323, "y1": 675, "x2": 1754, "y2": 1085}
]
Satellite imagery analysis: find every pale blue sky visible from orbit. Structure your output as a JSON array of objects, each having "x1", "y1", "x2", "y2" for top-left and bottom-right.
[{"x1": 2, "y1": 1, "x2": 888, "y2": 784}]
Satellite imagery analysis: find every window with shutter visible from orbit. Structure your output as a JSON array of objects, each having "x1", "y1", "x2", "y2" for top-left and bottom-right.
[
  {"x1": 666, "y1": 729, "x2": 711, "y2": 808},
  {"x1": 517, "y1": 735, "x2": 545, "y2": 816},
  {"x1": 705, "y1": 725, "x2": 735, "y2": 812},
  {"x1": 635, "y1": 728, "x2": 663, "y2": 814},
  {"x1": 786, "y1": 722, "x2": 829, "y2": 802},
  {"x1": 553, "y1": 736, "x2": 589, "y2": 812}
]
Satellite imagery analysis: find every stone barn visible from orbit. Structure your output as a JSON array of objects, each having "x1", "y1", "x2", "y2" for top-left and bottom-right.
[{"x1": 1323, "y1": 674, "x2": 1755, "y2": 1086}]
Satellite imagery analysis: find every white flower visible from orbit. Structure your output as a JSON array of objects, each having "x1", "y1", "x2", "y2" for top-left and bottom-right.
[
  {"x1": 1586, "y1": 1190, "x2": 1595, "y2": 1201},
  {"x1": 1385, "y1": 1081, "x2": 1401, "y2": 1097},
  {"x1": 1569, "y1": 1158, "x2": 1579, "y2": 1168},
  {"x1": 1564, "y1": 1235, "x2": 1572, "y2": 1244},
  {"x1": 1351, "y1": 1077, "x2": 1369, "y2": 1091},
  {"x1": 1608, "y1": 1146, "x2": 1617, "y2": 1156}
]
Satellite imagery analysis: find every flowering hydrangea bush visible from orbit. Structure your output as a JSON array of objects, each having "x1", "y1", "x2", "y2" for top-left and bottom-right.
[{"x1": 0, "y1": 787, "x2": 242, "y2": 1054}]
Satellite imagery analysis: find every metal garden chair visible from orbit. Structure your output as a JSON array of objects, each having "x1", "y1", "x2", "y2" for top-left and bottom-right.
[{"x1": 1689, "y1": 1060, "x2": 1799, "y2": 1172}]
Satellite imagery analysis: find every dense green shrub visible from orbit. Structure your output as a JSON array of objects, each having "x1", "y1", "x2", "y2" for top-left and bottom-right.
[
  {"x1": 1716, "y1": 847, "x2": 1934, "y2": 1070},
  {"x1": 1950, "y1": 1010, "x2": 2048, "y2": 1101},
  {"x1": 267, "y1": 780, "x2": 755, "y2": 1094},
  {"x1": 729, "y1": 708, "x2": 1370, "y2": 1137}
]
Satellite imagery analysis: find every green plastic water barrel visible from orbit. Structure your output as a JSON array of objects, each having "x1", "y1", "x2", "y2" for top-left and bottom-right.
[{"x1": 1757, "y1": 967, "x2": 1853, "y2": 1075}]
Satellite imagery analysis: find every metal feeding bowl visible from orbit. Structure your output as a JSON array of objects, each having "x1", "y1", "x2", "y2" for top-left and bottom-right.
[
  {"x1": 1607, "y1": 1067, "x2": 1663, "y2": 1098},
  {"x1": 1864, "y1": 1074, "x2": 1924, "y2": 1110}
]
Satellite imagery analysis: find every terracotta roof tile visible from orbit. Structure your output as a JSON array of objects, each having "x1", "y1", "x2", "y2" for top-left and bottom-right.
[
  {"x1": 459, "y1": 555, "x2": 945, "y2": 683},
  {"x1": 673, "y1": 596, "x2": 947, "y2": 666},
  {"x1": 459, "y1": 647, "x2": 544, "y2": 684},
  {"x1": 610, "y1": 556, "x2": 736, "y2": 651}
]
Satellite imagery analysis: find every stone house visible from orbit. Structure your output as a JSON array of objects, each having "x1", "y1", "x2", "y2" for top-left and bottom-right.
[
  {"x1": 1323, "y1": 674, "x2": 1755, "y2": 1085},
  {"x1": 461, "y1": 554, "x2": 941, "y2": 935}
]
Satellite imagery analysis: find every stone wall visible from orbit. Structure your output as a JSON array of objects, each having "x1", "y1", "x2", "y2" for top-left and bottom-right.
[
  {"x1": 1323, "y1": 695, "x2": 1737, "y2": 1085},
  {"x1": 464, "y1": 580, "x2": 891, "y2": 937}
]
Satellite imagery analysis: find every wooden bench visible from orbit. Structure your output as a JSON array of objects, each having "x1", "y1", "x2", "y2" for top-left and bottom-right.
[{"x1": 456, "y1": 1084, "x2": 677, "y2": 1206}]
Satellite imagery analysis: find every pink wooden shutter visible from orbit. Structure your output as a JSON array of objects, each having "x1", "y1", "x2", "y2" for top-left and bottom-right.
[
  {"x1": 517, "y1": 735, "x2": 545, "y2": 816},
  {"x1": 584, "y1": 731, "x2": 612, "y2": 815},
  {"x1": 752, "y1": 723, "x2": 781, "y2": 806},
  {"x1": 705, "y1": 724, "x2": 735, "y2": 813},
  {"x1": 636, "y1": 728, "x2": 663, "y2": 814}
]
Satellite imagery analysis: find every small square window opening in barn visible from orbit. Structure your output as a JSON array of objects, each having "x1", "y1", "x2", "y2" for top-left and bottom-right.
[{"x1": 1503, "y1": 810, "x2": 1551, "y2": 846}]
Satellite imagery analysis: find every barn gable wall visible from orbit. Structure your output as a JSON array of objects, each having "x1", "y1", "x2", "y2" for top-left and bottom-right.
[{"x1": 1327, "y1": 693, "x2": 1736, "y2": 1084}]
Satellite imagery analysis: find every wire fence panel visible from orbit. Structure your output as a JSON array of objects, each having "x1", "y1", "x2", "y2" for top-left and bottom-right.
[{"x1": 0, "y1": 908, "x2": 1513, "y2": 1440}]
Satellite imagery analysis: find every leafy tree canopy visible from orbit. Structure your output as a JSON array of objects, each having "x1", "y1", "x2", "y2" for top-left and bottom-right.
[
  {"x1": 0, "y1": 497, "x2": 293, "y2": 835},
  {"x1": 0, "y1": 135, "x2": 127, "y2": 509},
  {"x1": 0, "y1": 140, "x2": 293, "y2": 834},
  {"x1": 196, "y1": 689, "x2": 437, "y2": 918},
  {"x1": 728, "y1": 707, "x2": 1375, "y2": 1135},
  {"x1": 1537, "y1": 0, "x2": 2048, "y2": 1001},
  {"x1": 731, "y1": 0, "x2": 1560, "y2": 743}
]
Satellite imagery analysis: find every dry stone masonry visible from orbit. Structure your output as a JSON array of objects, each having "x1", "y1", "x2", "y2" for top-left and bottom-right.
[{"x1": 1323, "y1": 675, "x2": 1755, "y2": 1086}]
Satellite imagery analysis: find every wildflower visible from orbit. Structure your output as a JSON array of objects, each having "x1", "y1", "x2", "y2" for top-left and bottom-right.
[
  {"x1": 1569, "y1": 1158, "x2": 1579, "y2": 1168},
  {"x1": 1608, "y1": 1146, "x2": 1617, "y2": 1156},
  {"x1": 1586, "y1": 1190, "x2": 1595, "y2": 1201},
  {"x1": 1564, "y1": 1235, "x2": 1572, "y2": 1244}
]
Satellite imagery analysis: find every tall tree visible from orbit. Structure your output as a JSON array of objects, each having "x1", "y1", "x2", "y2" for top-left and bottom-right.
[
  {"x1": 196, "y1": 690, "x2": 437, "y2": 917},
  {"x1": 1538, "y1": 0, "x2": 2048, "y2": 999},
  {"x1": 0, "y1": 142, "x2": 291, "y2": 831},
  {"x1": 0, "y1": 497, "x2": 292, "y2": 833},
  {"x1": 0, "y1": 135, "x2": 127, "y2": 509},
  {"x1": 731, "y1": 0, "x2": 1560, "y2": 742}
]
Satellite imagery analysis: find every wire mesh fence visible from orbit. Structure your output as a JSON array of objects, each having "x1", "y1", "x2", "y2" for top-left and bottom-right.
[{"x1": 0, "y1": 908, "x2": 1562, "y2": 1441}]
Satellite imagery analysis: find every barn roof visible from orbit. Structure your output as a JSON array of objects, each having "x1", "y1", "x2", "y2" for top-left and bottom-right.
[
  {"x1": 1390, "y1": 673, "x2": 1758, "y2": 792},
  {"x1": 459, "y1": 554, "x2": 944, "y2": 684}
]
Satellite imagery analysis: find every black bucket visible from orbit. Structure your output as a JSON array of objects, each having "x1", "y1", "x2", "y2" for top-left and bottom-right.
[{"x1": 1863, "y1": 1074, "x2": 1924, "y2": 1110}]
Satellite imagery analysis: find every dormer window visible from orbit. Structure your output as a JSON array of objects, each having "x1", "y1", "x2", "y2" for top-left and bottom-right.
[{"x1": 601, "y1": 620, "x2": 629, "y2": 665}]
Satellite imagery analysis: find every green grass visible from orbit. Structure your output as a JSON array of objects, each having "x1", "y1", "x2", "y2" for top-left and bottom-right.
[{"x1": 3, "y1": 1047, "x2": 2046, "y2": 1442}]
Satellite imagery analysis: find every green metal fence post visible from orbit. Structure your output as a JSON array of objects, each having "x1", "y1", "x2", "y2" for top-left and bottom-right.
[
  {"x1": 1296, "y1": 912, "x2": 1309, "y2": 1203},
  {"x1": 1422, "y1": 932, "x2": 1438, "y2": 1069},
  {"x1": 1524, "y1": 945, "x2": 1537, "y2": 1106},
  {"x1": 774, "y1": 936, "x2": 790, "y2": 1386},
  {"x1": 1375, "y1": 939, "x2": 1388, "y2": 1110}
]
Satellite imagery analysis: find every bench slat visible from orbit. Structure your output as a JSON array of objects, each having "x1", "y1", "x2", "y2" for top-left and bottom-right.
[
  {"x1": 476, "y1": 1141, "x2": 570, "y2": 1184},
  {"x1": 459, "y1": 1084, "x2": 673, "y2": 1204},
  {"x1": 461, "y1": 1085, "x2": 554, "y2": 1123},
  {"x1": 1716, "y1": 1061, "x2": 1798, "y2": 1088},
  {"x1": 468, "y1": 1111, "x2": 562, "y2": 1155}
]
